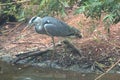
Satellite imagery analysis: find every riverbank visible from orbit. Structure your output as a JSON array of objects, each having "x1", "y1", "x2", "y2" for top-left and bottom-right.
[{"x1": 0, "y1": 14, "x2": 120, "y2": 73}]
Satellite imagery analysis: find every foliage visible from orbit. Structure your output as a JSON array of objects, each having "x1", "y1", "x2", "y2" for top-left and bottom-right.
[
  {"x1": 76, "y1": 0, "x2": 120, "y2": 23},
  {"x1": 0, "y1": 0, "x2": 25, "y2": 22},
  {"x1": 75, "y1": 0, "x2": 120, "y2": 31},
  {"x1": 0, "y1": 0, "x2": 78, "y2": 22},
  {"x1": 0, "y1": 0, "x2": 120, "y2": 26},
  {"x1": 31, "y1": 0, "x2": 78, "y2": 17}
]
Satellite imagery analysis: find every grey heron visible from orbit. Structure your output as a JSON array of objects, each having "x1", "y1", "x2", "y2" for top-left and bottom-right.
[{"x1": 22, "y1": 16, "x2": 82, "y2": 60}]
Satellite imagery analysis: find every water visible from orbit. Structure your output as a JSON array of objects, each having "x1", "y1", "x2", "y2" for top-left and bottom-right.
[{"x1": 0, "y1": 60, "x2": 120, "y2": 80}]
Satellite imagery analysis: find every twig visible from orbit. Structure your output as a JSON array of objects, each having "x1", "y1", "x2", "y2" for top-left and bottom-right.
[
  {"x1": 107, "y1": 41, "x2": 120, "y2": 49},
  {"x1": 3, "y1": 22, "x2": 23, "y2": 35},
  {"x1": 6, "y1": 22, "x2": 18, "y2": 24},
  {"x1": 9, "y1": 22, "x2": 23, "y2": 33},
  {"x1": 0, "y1": 0, "x2": 30, "y2": 6},
  {"x1": 94, "y1": 58, "x2": 120, "y2": 80},
  {"x1": 12, "y1": 42, "x2": 45, "y2": 45}
]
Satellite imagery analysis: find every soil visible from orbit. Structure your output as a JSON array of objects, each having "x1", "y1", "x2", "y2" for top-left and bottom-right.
[{"x1": 0, "y1": 13, "x2": 120, "y2": 73}]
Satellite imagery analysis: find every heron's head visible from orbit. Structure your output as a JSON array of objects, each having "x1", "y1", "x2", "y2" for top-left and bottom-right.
[
  {"x1": 22, "y1": 16, "x2": 42, "y2": 32},
  {"x1": 28, "y1": 16, "x2": 42, "y2": 27}
]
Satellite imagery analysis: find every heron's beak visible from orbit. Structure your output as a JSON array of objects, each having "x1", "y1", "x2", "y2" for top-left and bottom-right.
[{"x1": 22, "y1": 25, "x2": 29, "y2": 33}]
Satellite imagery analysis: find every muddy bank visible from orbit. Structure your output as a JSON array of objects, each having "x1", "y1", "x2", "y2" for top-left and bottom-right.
[
  {"x1": 0, "y1": 14, "x2": 120, "y2": 74},
  {"x1": 1, "y1": 60, "x2": 120, "y2": 80},
  {"x1": 0, "y1": 40, "x2": 120, "y2": 73}
]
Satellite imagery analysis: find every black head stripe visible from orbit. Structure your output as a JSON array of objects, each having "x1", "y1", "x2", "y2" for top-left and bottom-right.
[{"x1": 31, "y1": 17, "x2": 37, "y2": 23}]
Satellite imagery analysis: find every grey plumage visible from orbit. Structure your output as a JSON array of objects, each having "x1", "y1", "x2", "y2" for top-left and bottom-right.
[
  {"x1": 27, "y1": 16, "x2": 82, "y2": 38},
  {"x1": 23, "y1": 16, "x2": 82, "y2": 62}
]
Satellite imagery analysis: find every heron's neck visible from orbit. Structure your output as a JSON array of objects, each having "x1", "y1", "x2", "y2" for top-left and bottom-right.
[
  {"x1": 35, "y1": 22, "x2": 41, "y2": 26},
  {"x1": 35, "y1": 23, "x2": 42, "y2": 31},
  {"x1": 34, "y1": 22, "x2": 41, "y2": 28}
]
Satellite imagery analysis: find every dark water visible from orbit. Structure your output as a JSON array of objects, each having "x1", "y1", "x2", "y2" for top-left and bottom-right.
[{"x1": 0, "y1": 60, "x2": 120, "y2": 80}]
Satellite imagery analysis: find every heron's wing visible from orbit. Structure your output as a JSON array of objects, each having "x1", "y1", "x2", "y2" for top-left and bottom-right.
[{"x1": 44, "y1": 24, "x2": 71, "y2": 36}]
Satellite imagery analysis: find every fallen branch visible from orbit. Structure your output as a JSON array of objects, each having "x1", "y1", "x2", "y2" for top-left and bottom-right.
[
  {"x1": 12, "y1": 42, "x2": 45, "y2": 45},
  {"x1": 12, "y1": 49, "x2": 52, "y2": 64},
  {"x1": 12, "y1": 41, "x2": 62, "y2": 64},
  {"x1": 94, "y1": 58, "x2": 120, "y2": 80},
  {"x1": 12, "y1": 40, "x2": 82, "y2": 64}
]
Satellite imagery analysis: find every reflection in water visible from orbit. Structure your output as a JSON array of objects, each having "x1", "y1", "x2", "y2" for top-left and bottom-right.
[{"x1": 0, "y1": 60, "x2": 120, "y2": 80}]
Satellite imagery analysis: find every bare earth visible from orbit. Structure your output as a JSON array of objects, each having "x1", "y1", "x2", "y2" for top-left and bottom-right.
[{"x1": 0, "y1": 13, "x2": 120, "y2": 72}]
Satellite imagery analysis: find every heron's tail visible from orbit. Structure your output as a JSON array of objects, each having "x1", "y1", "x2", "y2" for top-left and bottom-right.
[{"x1": 71, "y1": 27, "x2": 82, "y2": 38}]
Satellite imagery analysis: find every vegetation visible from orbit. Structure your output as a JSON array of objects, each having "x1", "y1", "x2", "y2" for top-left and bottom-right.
[
  {"x1": 0, "y1": 0, "x2": 77, "y2": 23},
  {"x1": 76, "y1": 0, "x2": 120, "y2": 33},
  {"x1": 0, "y1": 1, "x2": 120, "y2": 79},
  {"x1": 30, "y1": 0, "x2": 78, "y2": 17},
  {"x1": 0, "y1": 0, "x2": 120, "y2": 31}
]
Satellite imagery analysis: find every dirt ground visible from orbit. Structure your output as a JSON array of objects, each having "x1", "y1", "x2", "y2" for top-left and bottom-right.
[{"x1": 0, "y1": 13, "x2": 120, "y2": 72}]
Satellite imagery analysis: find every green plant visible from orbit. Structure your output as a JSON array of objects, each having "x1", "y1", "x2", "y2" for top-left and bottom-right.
[
  {"x1": 0, "y1": 0, "x2": 78, "y2": 22},
  {"x1": 35, "y1": 0, "x2": 77, "y2": 17},
  {"x1": 75, "y1": 0, "x2": 120, "y2": 33},
  {"x1": 0, "y1": 0, "x2": 25, "y2": 22}
]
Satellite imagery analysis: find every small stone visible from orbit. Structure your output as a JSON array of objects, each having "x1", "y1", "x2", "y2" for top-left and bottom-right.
[
  {"x1": 116, "y1": 71, "x2": 120, "y2": 74},
  {"x1": 18, "y1": 67, "x2": 22, "y2": 70}
]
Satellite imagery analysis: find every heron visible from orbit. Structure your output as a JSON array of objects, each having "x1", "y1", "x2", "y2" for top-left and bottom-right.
[{"x1": 22, "y1": 16, "x2": 82, "y2": 60}]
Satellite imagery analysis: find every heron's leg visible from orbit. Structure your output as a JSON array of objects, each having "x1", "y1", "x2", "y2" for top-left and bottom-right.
[{"x1": 51, "y1": 36, "x2": 56, "y2": 62}]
